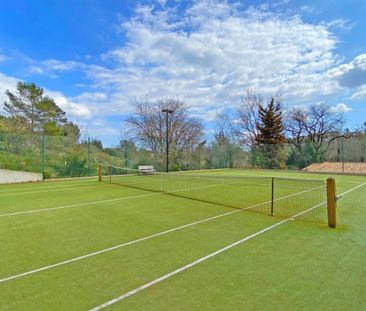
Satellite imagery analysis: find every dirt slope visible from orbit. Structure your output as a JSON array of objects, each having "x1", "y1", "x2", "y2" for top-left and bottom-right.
[{"x1": 304, "y1": 162, "x2": 366, "y2": 174}]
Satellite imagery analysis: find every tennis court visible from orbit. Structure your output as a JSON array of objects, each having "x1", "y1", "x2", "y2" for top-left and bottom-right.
[{"x1": 0, "y1": 168, "x2": 365, "y2": 310}]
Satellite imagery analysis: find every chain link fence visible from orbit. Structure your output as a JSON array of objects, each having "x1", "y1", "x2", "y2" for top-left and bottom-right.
[{"x1": 1, "y1": 133, "x2": 365, "y2": 178}]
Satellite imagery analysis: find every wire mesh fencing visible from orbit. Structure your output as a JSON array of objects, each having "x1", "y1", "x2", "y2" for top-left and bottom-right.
[{"x1": 1, "y1": 132, "x2": 366, "y2": 178}]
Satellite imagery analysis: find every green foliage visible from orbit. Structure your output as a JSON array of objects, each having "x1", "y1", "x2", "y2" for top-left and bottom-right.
[
  {"x1": 208, "y1": 142, "x2": 232, "y2": 168},
  {"x1": 61, "y1": 122, "x2": 80, "y2": 141},
  {"x1": 83, "y1": 139, "x2": 103, "y2": 150},
  {"x1": 1, "y1": 171, "x2": 365, "y2": 310},
  {"x1": 255, "y1": 98, "x2": 286, "y2": 169},
  {"x1": 286, "y1": 142, "x2": 324, "y2": 169},
  {"x1": 54, "y1": 153, "x2": 89, "y2": 177},
  {"x1": 42, "y1": 121, "x2": 62, "y2": 136},
  {"x1": 251, "y1": 146, "x2": 266, "y2": 168},
  {"x1": 4, "y1": 82, "x2": 67, "y2": 133},
  {"x1": 255, "y1": 98, "x2": 285, "y2": 145}
]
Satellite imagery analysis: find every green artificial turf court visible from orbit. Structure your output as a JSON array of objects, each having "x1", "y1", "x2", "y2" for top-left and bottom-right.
[{"x1": 0, "y1": 169, "x2": 365, "y2": 310}]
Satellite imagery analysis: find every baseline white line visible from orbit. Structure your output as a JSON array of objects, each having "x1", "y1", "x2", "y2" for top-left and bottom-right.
[
  {"x1": 0, "y1": 185, "x2": 319, "y2": 283},
  {"x1": 0, "y1": 180, "x2": 95, "y2": 193},
  {"x1": 88, "y1": 182, "x2": 365, "y2": 310},
  {"x1": 0, "y1": 184, "x2": 105, "y2": 197},
  {"x1": 0, "y1": 192, "x2": 157, "y2": 218}
]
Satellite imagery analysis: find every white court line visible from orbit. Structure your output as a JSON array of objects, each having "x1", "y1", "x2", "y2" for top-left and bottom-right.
[
  {"x1": 0, "y1": 182, "x2": 228, "y2": 218},
  {"x1": 0, "y1": 192, "x2": 157, "y2": 218},
  {"x1": 0, "y1": 180, "x2": 235, "y2": 218},
  {"x1": 211, "y1": 171, "x2": 366, "y2": 184},
  {"x1": 0, "y1": 180, "x2": 95, "y2": 193},
  {"x1": 0, "y1": 185, "x2": 322, "y2": 283},
  {"x1": 339, "y1": 180, "x2": 366, "y2": 184},
  {"x1": 0, "y1": 208, "x2": 243, "y2": 284},
  {"x1": 0, "y1": 184, "x2": 105, "y2": 197},
  {"x1": 89, "y1": 182, "x2": 366, "y2": 311},
  {"x1": 88, "y1": 203, "x2": 325, "y2": 311},
  {"x1": 337, "y1": 182, "x2": 366, "y2": 200}
]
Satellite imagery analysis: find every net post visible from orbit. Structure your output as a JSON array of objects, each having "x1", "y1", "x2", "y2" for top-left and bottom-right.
[
  {"x1": 326, "y1": 177, "x2": 336, "y2": 228},
  {"x1": 98, "y1": 162, "x2": 102, "y2": 182},
  {"x1": 160, "y1": 172, "x2": 163, "y2": 192},
  {"x1": 270, "y1": 177, "x2": 274, "y2": 216}
]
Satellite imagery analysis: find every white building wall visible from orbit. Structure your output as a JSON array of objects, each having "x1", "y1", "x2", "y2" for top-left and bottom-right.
[{"x1": 0, "y1": 169, "x2": 43, "y2": 184}]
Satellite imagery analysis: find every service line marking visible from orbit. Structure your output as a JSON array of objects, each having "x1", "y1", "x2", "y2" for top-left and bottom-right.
[
  {"x1": 0, "y1": 184, "x2": 106, "y2": 197},
  {"x1": 89, "y1": 182, "x2": 365, "y2": 310},
  {"x1": 0, "y1": 185, "x2": 323, "y2": 284},
  {"x1": 0, "y1": 191, "x2": 156, "y2": 218},
  {"x1": 0, "y1": 180, "x2": 95, "y2": 193}
]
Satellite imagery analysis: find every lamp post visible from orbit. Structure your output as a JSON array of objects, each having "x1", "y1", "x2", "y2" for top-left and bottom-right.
[{"x1": 162, "y1": 109, "x2": 174, "y2": 173}]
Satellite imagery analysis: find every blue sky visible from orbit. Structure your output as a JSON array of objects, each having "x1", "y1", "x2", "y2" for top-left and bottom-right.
[{"x1": 1, "y1": 0, "x2": 366, "y2": 146}]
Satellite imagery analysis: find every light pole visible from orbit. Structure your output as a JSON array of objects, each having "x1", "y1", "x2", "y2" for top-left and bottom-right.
[{"x1": 162, "y1": 109, "x2": 174, "y2": 173}]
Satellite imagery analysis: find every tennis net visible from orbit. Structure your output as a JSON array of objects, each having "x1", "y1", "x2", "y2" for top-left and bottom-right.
[{"x1": 99, "y1": 165, "x2": 329, "y2": 224}]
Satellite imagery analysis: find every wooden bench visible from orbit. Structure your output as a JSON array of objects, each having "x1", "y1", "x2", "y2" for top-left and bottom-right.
[{"x1": 138, "y1": 165, "x2": 156, "y2": 174}]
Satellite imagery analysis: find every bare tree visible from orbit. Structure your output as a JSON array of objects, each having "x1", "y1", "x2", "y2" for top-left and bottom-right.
[
  {"x1": 214, "y1": 112, "x2": 232, "y2": 144},
  {"x1": 234, "y1": 90, "x2": 283, "y2": 147},
  {"x1": 126, "y1": 98, "x2": 204, "y2": 165},
  {"x1": 233, "y1": 90, "x2": 263, "y2": 146},
  {"x1": 285, "y1": 103, "x2": 347, "y2": 160}
]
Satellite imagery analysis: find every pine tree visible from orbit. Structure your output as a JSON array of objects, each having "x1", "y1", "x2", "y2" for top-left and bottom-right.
[
  {"x1": 255, "y1": 98, "x2": 285, "y2": 145},
  {"x1": 255, "y1": 98, "x2": 286, "y2": 168},
  {"x1": 4, "y1": 82, "x2": 67, "y2": 134}
]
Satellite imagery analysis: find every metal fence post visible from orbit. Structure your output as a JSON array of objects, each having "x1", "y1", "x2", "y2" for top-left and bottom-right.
[
  {"x1": 271, "y1": 177, "x2": 275, "y2": 216},
  {"x1": 41, "y1": 134, "x2": 45, "y2": 179}
]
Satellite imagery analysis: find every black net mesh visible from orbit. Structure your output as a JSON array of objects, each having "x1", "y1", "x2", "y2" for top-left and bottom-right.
[{"x1": 100, "y1": 165, "x2": 327, "y2": 224}]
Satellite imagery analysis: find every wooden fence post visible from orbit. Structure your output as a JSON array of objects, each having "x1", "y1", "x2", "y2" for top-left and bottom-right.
[
  {"x1": 98, "y1": 162, "x2": 102, "y2": 182},
  {"x1": 327, "y1": 178, "x2": 336, "y2": 228}
]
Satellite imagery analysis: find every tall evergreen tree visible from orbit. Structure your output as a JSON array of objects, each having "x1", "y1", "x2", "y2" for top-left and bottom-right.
[
  {"x1": 255, "y1": 98, "x2": 286, "y2": 168},
  {"x1": 4, "y1": 82, "x2": 67, "y2": 134},
  {"x1": 255, "y1": 98, "x2": 285, "y2": 145}
]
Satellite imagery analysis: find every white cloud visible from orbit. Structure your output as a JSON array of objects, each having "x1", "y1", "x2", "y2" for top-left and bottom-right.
[
  {"x1": 28, "y1": 66, "x2": 45, "y2": 75},
  {"x1": 351, "y1": 85, "x2": 366, "y2": 100},
  {"x1": 156, "y1": 0, "x2": 167, "y2": 7},
  {"x1": 0, "y1": 72, "x2": 19, "y2": 110},
  {"x1": 0, "y1": 71, "x2": 92, "y2": 119},
  {"x1": 87, "y1": 0, "x2": 343, "y2": 120},
  {"x1": 0, "y1": 54, "x2": 11, "y2": 62},
  {"x1": 49, "y1": 92, "x2": 92, "y2": 119},
  {"x1": 300, "y1": 5, "x2": 315, "y2": 14},
  {"x1": 329, "y1": 53, "x2": 366, "y2": 100},
  {"x1": 326, "y1": 19, "x2": 353, "y2": 31},
  {"x1": 331, "y1": 103, "x2": 352, "y2": 113},
  {"x1": 3, "y1": 1, "x2": 360, "y2": 142},
  {"x1": 329, "y1": 53, "x2": 366, "y2": 87},
  {"x1": 42, "y1": 59, "x2": 80, "y2": 71}
]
